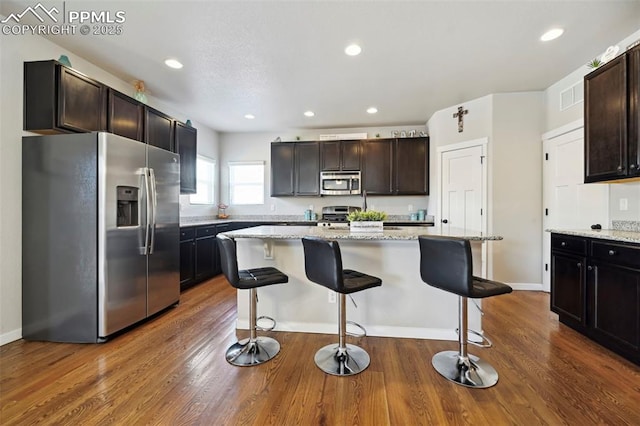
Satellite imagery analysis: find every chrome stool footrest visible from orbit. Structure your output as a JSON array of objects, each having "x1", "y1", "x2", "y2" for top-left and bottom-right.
[
  {"x1": 456, "y1": 328, "x2": 493, "y2": 348},
  {"x1": 256, "y1": 315, "x2": 276, "y2": 331},
  {"x1": 346, "y1": 320, "x2": 366, "y2": 338}
]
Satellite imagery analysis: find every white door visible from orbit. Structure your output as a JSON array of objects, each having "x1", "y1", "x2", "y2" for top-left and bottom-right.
[
  {"x1": 542, "y1": 127, "x2": 609, "y2": 291},
  {"x1": 441, "y1": 145, "x2": 484, "y2": 232}
]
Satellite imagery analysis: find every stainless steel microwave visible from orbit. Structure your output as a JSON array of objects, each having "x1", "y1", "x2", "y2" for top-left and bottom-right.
[{"x1": 320, "y1": 171, "x2": 361, "y2": 195}]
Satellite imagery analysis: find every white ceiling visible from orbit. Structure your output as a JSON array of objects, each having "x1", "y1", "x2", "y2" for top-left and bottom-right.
[{"x1": 3, "y1": 0, "x2": 640, "y2": 132}]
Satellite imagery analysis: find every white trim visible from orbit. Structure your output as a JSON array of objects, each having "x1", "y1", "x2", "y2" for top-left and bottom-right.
[
  {"x1": 237, "y1": 319, "x2": 459, "y2": 341},
  {"x1": 436, "y1": 137, "x2": 490, "y2": 277},
  {"x1": 509, "y1": 283, "x2": 545, "y2": 292},
  {"x1": 541, "y1": 118, "x2": 583, "y2": 141},
  {"x1": 1, "y1": 328, "x2": 22, "y2": 346},
  {"x1": 435, "y1": 137, "x2": 488, "y2": 154}
]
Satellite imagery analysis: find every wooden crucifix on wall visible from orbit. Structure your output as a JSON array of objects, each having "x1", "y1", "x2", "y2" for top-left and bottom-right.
[{"x1": 452, "y1": 106, "x2": 468, "y2": 133}]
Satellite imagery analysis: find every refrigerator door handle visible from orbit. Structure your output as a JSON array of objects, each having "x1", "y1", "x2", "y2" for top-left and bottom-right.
[
  {"x1": 149, "y1": 168, "x2": 158, "y2": 254},
  {"x1": 142, "y1": 167, "x2": 151, "y2": 255}
]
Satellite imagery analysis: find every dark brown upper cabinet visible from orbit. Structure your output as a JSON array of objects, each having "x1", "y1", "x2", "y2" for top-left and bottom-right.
[
  {"x1": 107, "y1": 89, "x2": 143, "y2": 141},
  {"x1": 395, "y1": 137, "x2": 429, "y2": 195},
  {"x1": 294, "y1": 142, "x2": 320, "y2": 196},
  {"x1": 175, "y1": 121, "x2": 198, "y2": 194},
  {"x1": 321, "y1": 140, "x2": 361, "y2": 171},
  {"x1": 362, "y1": 139, "x2": 394, "y2": 194},
  {"x1": 145, "y1": 107, "x2": 174, "y2": 152},
  {"x1": 585, "y1": 45, "x2": 640, "y2": 182},
  {"x1": 271, "y1": 143, "x2": 295, "y2": 196},
  {"x1": 271, "y1": 141, "x2": 320, "y2": 196},
  {"x1": 24, "y1": 60, "x2": 106, "y2": 134},
  {"x1": 362, "y1": 137, "x2": 429, "y2": 195}
]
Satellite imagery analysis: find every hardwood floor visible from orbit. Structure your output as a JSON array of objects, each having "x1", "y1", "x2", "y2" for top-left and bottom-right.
[{"x1": 1, "y1": 275, "x2": 639, "y2": 425}]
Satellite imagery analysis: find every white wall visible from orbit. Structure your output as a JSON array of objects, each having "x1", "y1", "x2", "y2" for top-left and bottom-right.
[
  {"x1": 426, "y1": 92, "x2": 544, "y2": 286},
  {"x1": 218, "y1": 125, "x2": 431, "y2": 218},
  {"x1": 0, "y1": 27, "x2": 218, "y2": 344}
]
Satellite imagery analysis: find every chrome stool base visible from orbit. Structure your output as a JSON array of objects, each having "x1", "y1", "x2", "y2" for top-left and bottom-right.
[
  {"x1": 225, "y1": 336, "x2": 280, "y2": 366},
  {"x1": 314, "y1": 343, "x2": 370, "y2": 376},
  {"x1": 432, "y1": 350, "x2": 499, "y2": 389}
]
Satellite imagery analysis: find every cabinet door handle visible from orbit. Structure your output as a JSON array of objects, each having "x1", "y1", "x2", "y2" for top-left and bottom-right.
[
  {"x1": 617, "y1": 165, "x2": 624, "y2": 172},
  {"x1": 587, "y1": 265, "x2": 593, "y2": 271},
  {"x1": 631, "y1": 164, "x2": 637, "y2": 170},
  {"x1": 608, "y1": 250, "x2": 616, "y2": 256},
  {"x1": 577, "y1": 262, "x2": 582, "y2": 268},
  {"x1": 561, "y1": 241, "x2": 567, "y2": 247},
  {"x1": 442, "y1": 219, "x2": 448, "y2": 224}
]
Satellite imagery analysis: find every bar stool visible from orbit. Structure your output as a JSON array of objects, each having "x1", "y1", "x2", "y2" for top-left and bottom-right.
[
  {"x1": 418, "y1": 235, "x2": 512, "y2": 388},
  {"x1": 301, "y1": 236, "x2": 382, "y2": 376},
  {"x1": 217, "y1": 234, "x2": 288, "y2": 366}
]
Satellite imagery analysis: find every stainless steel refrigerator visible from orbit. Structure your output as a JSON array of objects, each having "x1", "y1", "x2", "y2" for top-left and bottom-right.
[{"x1": 22, "y1": 132, "x2": 180, "y2": 342}]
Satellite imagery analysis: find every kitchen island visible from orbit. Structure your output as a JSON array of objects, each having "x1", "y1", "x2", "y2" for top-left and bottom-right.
[{"x1": 222, "y1": 225, "x2": 501, "y2": 340}]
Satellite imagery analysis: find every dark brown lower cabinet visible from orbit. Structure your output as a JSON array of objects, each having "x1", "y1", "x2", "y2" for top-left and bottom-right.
[
  {"x1": 551, "y1": 233, "x2": 640, "y2": 365},
  {"x1": 180, "y1": 225, "x2": 218, "y2": 291},
  {"x1": 180, "y1": 229, "x2": 196, "y2": 289},
  {"x1": 551, "y1": 252, "x2": 585, "y2": 324}
]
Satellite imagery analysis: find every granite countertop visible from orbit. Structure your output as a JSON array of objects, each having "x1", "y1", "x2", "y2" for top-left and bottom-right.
[
  {"x1": 221, "y1": 225, "x2": 501, "y2": 241},
  {"x1": 547, "y1": 229, "x2": 640, "y2": 244}
]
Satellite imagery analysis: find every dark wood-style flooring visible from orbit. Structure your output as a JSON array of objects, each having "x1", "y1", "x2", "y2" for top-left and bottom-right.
[{"x1": 1, "y1": 275, "x2": 639, "y2": 425}]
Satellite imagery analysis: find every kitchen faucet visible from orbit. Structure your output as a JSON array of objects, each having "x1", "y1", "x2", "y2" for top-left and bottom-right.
[{"x1": 362, "y1": 189, "x2": 367, "y2": 212}]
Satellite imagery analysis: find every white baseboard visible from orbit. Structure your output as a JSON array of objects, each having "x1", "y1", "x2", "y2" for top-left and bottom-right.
[
  {"x1": 237, "y1": 319, "x2": 458, "y2": 341},
  {"x1": 509, "y1": 282, "x2": 544, "y2": 291},
  {"x1": 1, "y1": 328, "x2": 22, "y2": 346}
]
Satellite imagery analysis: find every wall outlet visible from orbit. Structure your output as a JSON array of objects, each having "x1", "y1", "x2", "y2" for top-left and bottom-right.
[
  {"x1": 328, "y1": 290, "x2": 336, "y2": 303},
  {"x1": 408, "y1": 204, "x2": 414, "y2": 212},
  {"x1": 619, "y1": 198, "x2": 628, "y2": 211},
  {"x1": 270, "y1": 204, "x2": 276, "y2": 211}
]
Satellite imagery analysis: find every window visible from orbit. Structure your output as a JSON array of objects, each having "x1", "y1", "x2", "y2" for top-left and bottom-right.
[
  {"x1": 229, "y1": 161, "x2": 265, "y2": 205},
  {"x1": 189, "y1": 156, "x2": 215, "y2": 205}
]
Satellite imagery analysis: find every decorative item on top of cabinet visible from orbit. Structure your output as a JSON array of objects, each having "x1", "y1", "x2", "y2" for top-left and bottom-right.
[
  {"x1": 133, "y1": 80, "x2": 148, "y2": 104},
  {"x1": 24, "y1": 60, "x2": 106, "y2": 134},
  {"x1": 175, "y1": 121, "x2": 197, "y2": 194},
  {"x1": 584, "y1": 43, "x2": 640, "y2": 183}
]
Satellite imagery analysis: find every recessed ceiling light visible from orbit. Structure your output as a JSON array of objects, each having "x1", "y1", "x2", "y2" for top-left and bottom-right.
[
  {"x1": 164, "y1": 58, "x2": 183, "y2": 69},
  {"x1": 367, "y1": 107, "x2": 378, "y2": 114},
  {"x1": 345, "y1": 44, "x2": 362, "y2": 56},
  {"x1": 304, "y1": 111, "x2": 315, "y2": 117},
  {"x1": 540, "y1": 28, "x2": 564, "y2": 42},
  {"x1": 244, "y1": 114, "x2": 255, "y2": 119}
]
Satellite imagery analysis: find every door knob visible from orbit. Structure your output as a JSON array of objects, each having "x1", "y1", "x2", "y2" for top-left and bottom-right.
[{"x1": 442, "y1": 219, "x2": 448, "y2": 224}]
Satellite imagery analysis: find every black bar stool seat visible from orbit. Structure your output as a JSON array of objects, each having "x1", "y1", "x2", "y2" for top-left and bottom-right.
[
  {"x1": 217, "y1": 234, "x2": 288, "y2": 366},
  {"x1": 302, "y1": 236, "x2": 382, "y2": 376},
  {"x1": 418, "y1": 235, "x2": 512, "y2": 388}
]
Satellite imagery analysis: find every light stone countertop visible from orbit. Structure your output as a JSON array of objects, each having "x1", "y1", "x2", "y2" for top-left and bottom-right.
[
  {"x1": 221, "y1": 225, "x2": 501, "y2": 241},
  {"x1": 547, "y1": 229, "x2": 640, "y2": 244}
]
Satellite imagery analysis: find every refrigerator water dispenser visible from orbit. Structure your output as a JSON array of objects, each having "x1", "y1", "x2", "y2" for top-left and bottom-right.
[{"x1": 117, "y1": 186, "x2": 139, "y2": 227}]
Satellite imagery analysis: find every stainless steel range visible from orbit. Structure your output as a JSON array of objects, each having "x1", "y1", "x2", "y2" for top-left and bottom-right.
[{"x1": 317, "y1": 206, "x2": 360, "y2": 228}]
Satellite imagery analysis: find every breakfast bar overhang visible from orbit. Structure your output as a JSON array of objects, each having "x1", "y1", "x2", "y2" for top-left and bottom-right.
[{"x1": 221, "y1": 226, "x2": 502, "y2": 341}]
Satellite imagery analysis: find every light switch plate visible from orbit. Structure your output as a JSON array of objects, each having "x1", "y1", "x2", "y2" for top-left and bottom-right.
[{"x1": 620, "y1": 198, "x2": 628, "y2": 211}]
